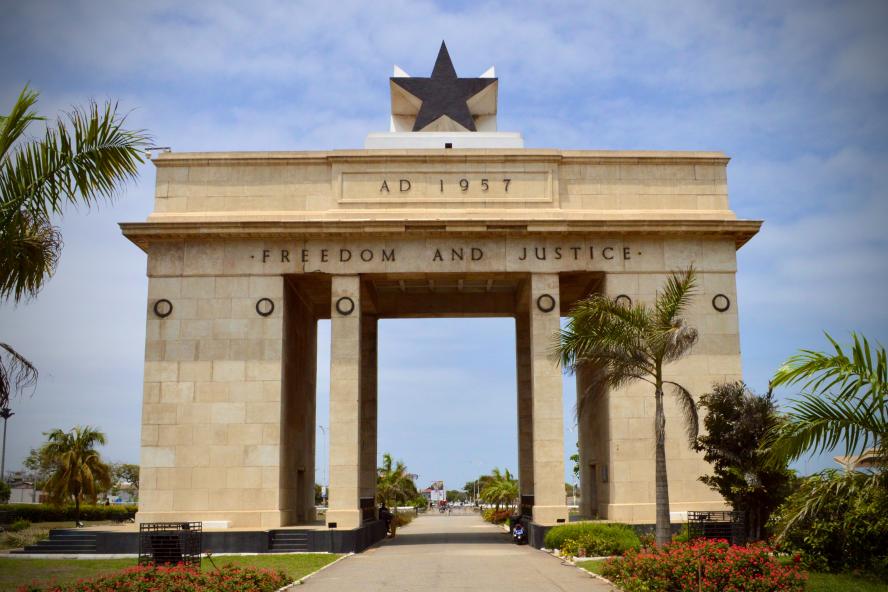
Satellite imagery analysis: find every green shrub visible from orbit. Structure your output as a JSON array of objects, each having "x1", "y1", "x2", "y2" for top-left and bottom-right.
[
  {"x1": 9, "y1": 518, "x2": 31, "y2": 532},
  {"x1": 769, "y1": 471, "x2": 888, "y2": 575},
  {"x1": 0, "y1": 503, "x2": 137, "y2": 523},
  {"x1": 544, "y1": 522, "x2": 640, "y2": 556},
  {"x1": 0, "y1": 481, "x2": 10, "y2": 504}
]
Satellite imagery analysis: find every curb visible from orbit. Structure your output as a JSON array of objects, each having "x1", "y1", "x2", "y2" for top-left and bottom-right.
[
  {"x1": 537, "y1": 548, "x2": 620, "y2": 588},
  {"x1": 281, "y1": 553, "x2": 352, "y2": 589}
]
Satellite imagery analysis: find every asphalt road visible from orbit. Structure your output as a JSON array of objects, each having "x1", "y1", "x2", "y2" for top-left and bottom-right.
[{"x1": 300, "y1": 513, "x2": 614, "y2": 591}]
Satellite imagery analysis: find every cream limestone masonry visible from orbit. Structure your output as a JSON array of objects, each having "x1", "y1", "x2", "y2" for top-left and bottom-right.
[
  {"x1": 123, "y1": 149, "x2": 760, "y2": 529},
  {"x1": 326, "y1": 276, "x2": 363, "y2": 530},
  {"x1": 529, "y1": 273, "x2": 569, "y2": 525}
]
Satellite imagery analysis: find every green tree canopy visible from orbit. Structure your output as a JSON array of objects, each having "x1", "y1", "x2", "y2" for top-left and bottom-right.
[{"x1": 694, "y1": 381, "x2": 794, "y2": 540}]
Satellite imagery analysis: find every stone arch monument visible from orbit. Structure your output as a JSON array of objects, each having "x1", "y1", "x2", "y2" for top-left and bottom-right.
[{"x1": 122, "y1": 43, "x2": 760, "y2": 546}]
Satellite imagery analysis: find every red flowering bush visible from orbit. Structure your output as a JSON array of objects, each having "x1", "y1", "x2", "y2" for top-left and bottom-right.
[
  {"x1": 600, "y1": 539, "x2": 806, "y2": 592},
  {"x1": 17, "y1": 564, "x2": 290, "y2": 592},
  {"x1": 481, "y1": 508, "x2": 512, "y2": 524}
]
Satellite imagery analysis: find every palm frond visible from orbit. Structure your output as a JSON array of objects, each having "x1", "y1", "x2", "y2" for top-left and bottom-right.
[
  {"x1": 0, "y1": 342, "x2": 38, "y2": 409},
  {"x1": 0, "y1": 98, "x2": 151, "y2": 226},
  {"x1": 661, "y1": 320, "x2": 699, "y2": 363},
  {"x1": 771, "y1": 332, "x2": 886, "y2": 407},
  {"x1": 765, "y1": 391, "x2": 886, "y2": 464},
  {"x1": 0, "y1": 85, "x2": 43, "y2": 161},
  {"x1": 556, "y1": 294, "x2": 653, "y2": 374},
  {"x1": 0, "y1": 90, "x2": 151, "y2": 303},
  {"x1": 0, "y1": 210, "x2": 62, "y2": 302},
  {"x1": 665, "y1": 380, "x2": 699, "y2": 445},
  {"x1": 654, "y1": 266, "x2": 698, "y2": 329}
]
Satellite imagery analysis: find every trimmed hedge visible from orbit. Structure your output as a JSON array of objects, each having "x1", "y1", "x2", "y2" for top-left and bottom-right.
[
  {"x1": 0, "y1": 504, "x2": 137, "y2": 524},
  {"x1": 544, "y1": 522, "x2": 640, "y2": 555}
]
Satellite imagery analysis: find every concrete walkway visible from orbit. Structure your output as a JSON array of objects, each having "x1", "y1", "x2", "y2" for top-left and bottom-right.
[{"x1": 301, "y1": 513, "x2": 614, "y2": 591}]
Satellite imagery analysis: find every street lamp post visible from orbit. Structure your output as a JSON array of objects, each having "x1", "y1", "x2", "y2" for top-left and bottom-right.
[{"x1": 0, "y1": 407, "x2": 13, "y2": 483}]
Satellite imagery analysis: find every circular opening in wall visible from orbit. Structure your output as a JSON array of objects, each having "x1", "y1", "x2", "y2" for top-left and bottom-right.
[
  {"x1": 153, "y1": 299, "x2": 173, "y2": 318},
  {"x1": 336, "y1": 296, "x2": 355, "y2": 316},
  {"x1": 536, "y1": 294, "x2": 556, "y2": 313},
  {"x1": 256, "y1": 298, "x2": 275, "y2": 317},
  {"x1": 614, "y1": 294, "x2": 632, "y2": 307},
  {"x1": 712, "y1": 293, "x2": 731, "y2": 312}
]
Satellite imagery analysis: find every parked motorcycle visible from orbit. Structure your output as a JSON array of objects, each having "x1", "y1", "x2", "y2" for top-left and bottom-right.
[{"x1": 512, "y1": 523, "x2": 528, "y2": 545}]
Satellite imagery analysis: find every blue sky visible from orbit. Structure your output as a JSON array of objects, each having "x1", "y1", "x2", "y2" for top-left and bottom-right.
[{"x1": 1, "y1": 1, "x2": 886, "y2": 490}]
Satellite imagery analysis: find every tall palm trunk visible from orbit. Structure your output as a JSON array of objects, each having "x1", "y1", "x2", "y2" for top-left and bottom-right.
[{"x1": 654, "y1": 385, "x2": 671, "y2": 545}]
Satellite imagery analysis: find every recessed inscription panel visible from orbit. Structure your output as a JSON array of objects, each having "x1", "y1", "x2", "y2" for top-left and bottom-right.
[{"x1": 338, "y1": 171, "x2": 553, "y2": 204}]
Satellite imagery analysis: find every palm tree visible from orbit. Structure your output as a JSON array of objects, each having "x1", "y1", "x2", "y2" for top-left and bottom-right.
[
  {"x1": 480, "y1": 467, "x2": 519, "y2": 511},
  {"x1": 0, "y1": 342, "x2": 38, "y2": 480},
  {"x1": 376, "y1": 453, "x2": 416, "y2": 507},
  {"x1": 767, "y1": 332, "x2": 886, "y2": 468},
  {"x1": 556, "y1": 267, "x2": 700, "y2": 545},
  {"x1": 41, "y1": 426, "x2": 112, "y2": 522},
  {"x1": 1, "y1": 86, "x2": 151, "y2": 303}
]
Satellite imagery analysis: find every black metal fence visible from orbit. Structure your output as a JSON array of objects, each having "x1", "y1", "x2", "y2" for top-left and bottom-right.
[
  {"x1": 687, "y1": 511, "x2": 747, "y2": 546},
  {"x1": 138, "y1": 522, "x2": 202, "y2": 567}
]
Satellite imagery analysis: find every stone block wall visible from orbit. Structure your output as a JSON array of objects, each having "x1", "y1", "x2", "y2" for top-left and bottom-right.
[{"x1": 138, "y1": 272, "x2": 287, "y2": 528}]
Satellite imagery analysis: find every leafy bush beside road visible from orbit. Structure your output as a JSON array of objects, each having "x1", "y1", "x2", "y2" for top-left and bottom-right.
[
  {"x1": 769, "y1": 470, "x2": 888, "y2": 576},
  {"x1": 543, "y1": 522, "x2": 640, "y2": 556}
]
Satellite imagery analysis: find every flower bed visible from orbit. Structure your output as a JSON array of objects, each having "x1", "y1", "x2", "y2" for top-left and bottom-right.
[
  {"x1": 601, "y1": 539, "x2": 806, "y2": 592},
  {"x1": 16, "y1": 564, "x2": 290, "y2": 592}
]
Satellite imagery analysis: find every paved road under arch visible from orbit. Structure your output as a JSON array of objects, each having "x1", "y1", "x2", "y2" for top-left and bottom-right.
[{"x1": 301, "y1": 513, "x2": 614, "y2": 591}]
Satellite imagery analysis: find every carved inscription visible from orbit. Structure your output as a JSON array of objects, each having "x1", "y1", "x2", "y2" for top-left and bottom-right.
[
  {"x1": 379, "y1": 177, "x2": 512, "y2": 193},
  {"x1": 339, "y1": 171, "x2": 551, "y2": 202},
  {"x1": 256, "y1": 245, "x2": 635, "y2": 265}
]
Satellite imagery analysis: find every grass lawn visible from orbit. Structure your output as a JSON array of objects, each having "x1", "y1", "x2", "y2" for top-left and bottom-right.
[
  {"x1": 575, "y1": 559, "x2": 888, "y2": 592},
  {"x1": 575, "y1": 558, "x2": 606, "y2": 576},
  {"x1": 0, "y1": 554, "x2": 342, "y2": 590},
  {"x1": 805, "y1": 571, "x2": 888, "y2": 592}
]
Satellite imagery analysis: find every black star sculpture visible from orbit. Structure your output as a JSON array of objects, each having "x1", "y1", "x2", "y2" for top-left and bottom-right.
[{"x1": 391, "y1": 42, "x2": 496, "y2": 132}]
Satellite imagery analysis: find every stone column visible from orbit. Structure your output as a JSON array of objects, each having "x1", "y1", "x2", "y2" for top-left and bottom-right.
[
  {"x1": 576, "y1": 363, "x2": 597, "y2": 518},
  {"x1": 281, "y1": 280, "x2": 318, "y2": 525},
  {"x1": 359, "y1": 314, "x2": 378, "y2": 515},
  {"x1": 529, "y1": 273, "x2": 569, "y2": 525},
  {"x1": 326, "y1": 275, "x2": 362, "y2": 529},
  {"x1": 515, "y1": 306, "x2": 534, "y2": 501}
]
